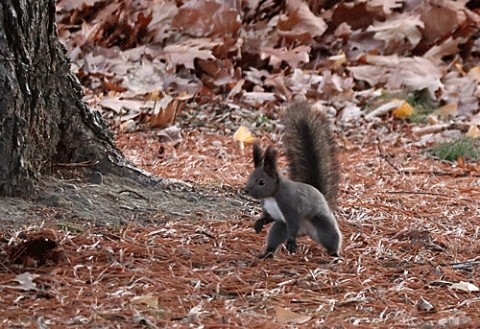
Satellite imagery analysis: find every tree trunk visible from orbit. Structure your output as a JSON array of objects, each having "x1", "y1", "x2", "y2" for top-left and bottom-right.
[{"x1": 0, "y1": 0, "x2": 132, "y2": 196}]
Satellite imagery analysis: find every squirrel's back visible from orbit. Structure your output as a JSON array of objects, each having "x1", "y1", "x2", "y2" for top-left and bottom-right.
[{"x1": 282, "y1": 101, "x2": 340, "y2": 209}]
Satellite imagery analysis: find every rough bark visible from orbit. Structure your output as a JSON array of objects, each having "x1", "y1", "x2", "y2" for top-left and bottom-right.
[{"x1": 0, "y1": 0, "x2": 134, "y2": 196}]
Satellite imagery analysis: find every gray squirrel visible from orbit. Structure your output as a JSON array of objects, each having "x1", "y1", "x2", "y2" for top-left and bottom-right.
[{"x1": 244, "y1": 101, "x2": 342, "y2": 258}]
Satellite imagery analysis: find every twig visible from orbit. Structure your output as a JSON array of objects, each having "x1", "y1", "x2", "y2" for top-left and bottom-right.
[
  {"x1": 451, "y1": 259, "x2": 480, "y2": 270},
  {"x1": 376, "y1": 137, "x2": 402, "y2": 174}
]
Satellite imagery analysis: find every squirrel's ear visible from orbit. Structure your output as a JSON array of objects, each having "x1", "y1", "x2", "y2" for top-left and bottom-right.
[
  {"x1": 252, "y1": 143, "x2": 263, "y2": 168},
  {"x1": 263, "y1": 146, "x2": 278, "y2": 177}
]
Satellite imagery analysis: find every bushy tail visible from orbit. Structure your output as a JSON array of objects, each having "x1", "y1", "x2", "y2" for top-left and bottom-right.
[{"x1": 282, "y1": 101, "x2": 340, "y2": 209}]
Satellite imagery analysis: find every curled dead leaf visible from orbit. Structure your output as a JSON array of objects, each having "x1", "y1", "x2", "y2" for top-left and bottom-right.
[{"x1": 417, "y1": 296, "x2": 434, "y2": 312}]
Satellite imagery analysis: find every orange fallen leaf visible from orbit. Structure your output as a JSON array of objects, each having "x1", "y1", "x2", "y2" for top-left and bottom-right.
[{"x1": 392, "y1": 101, "x2": 414, "y2": 119}]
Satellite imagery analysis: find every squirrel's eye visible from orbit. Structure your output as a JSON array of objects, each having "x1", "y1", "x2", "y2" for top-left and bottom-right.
[{"x1": 258, "y1": 179, "x2": 265, "y2": 186}]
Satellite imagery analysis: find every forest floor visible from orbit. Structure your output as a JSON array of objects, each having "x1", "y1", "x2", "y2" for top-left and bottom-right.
[{"x1": 0, "y1": 108, "x2": 479, "y2": 328}]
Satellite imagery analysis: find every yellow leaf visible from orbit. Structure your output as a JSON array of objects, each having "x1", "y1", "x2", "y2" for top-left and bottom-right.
[
  {"x1": 392, "y1": 101, "x2": 414, "y2": 118},
  {"x1": 466, "y1": 125, "x2": 480, "y2": 139},
  {"x1": 274, "y1": 306, "x2": 312, "y2": 324},
  {"x1": 233, "y1": 126, "x2": 256, "y2": 144}
]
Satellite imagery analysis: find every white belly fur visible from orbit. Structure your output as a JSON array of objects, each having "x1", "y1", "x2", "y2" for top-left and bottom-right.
[{"x1": 263, "y1": 198, "x2": 285, "y2": 222}]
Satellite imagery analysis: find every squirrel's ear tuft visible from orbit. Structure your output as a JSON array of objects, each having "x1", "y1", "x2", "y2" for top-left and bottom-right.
[
  {"x1": 264, "y1": 146, "x2": 278, "y2": 177},
  {"x1": 252, "y1": 143, "x2": 263, "y2": 168}
]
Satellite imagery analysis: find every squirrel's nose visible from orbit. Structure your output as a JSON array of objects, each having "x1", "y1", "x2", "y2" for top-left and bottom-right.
[{"x1": 244, "y1": 187, "x2": 250, "y2": 195}]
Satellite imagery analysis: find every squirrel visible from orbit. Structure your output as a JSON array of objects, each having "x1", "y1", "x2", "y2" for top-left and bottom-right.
[{"x1": 244, "y1": 101, "x2": 342, "y2": 259}]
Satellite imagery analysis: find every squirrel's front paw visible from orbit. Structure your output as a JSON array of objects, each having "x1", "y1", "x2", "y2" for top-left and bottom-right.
[
  {"x1": 254, "y1": 220, "x2": 264, "y2": 233},
  {"x1": 286, "y1": 239, "x2": 297, "y2": 254}
]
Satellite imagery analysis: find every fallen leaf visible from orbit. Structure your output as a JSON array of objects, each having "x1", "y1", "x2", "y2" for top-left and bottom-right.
[
  {"x1": 450, "y1": 281, "x2": 479, "y2": 293},
  {"x1": 14, "y1": 272, "x2": 40, "y2": 291},
  {"x1": 157, "y1": 126, "x2": 182, "y2": 143},
  {"x1": 417, "y1": 296, "x2": 434, "y2": 312},
  {"x1": 172, "y1": 0, "x2": 240, "y2": 37},
  {"x1": 392, "y1": 101, "x2": 414, "y2": 119},
  {"x1": 149, "y1": 97, "x2": 182, "y2": 129},
  {"x1": 423, "y1": 37, "x2": 462, "y2": 65},
  {"x1": 367, "y1": 13, "x2": 424, "y2": 47},
  {"x1": 274, "y1": 306, "x2": 311, "y2": 324},
  {"x1": 420, "y1": 5, "x2": 462, "y2": 44},
  {"x1": 261, "y1": 46, "x2": 310, "y2": 69},
  {"x1": 362, "y1": 55, "x2": 443, "y2": 97},
  {"x1": 280, "y1": 0, "x2": 327, "y2": 38},
  {"x1": 164, "y1": 40, "x2": 216, "y2": 69},
  {"x1": 233, "y1": 126, "x2": 256, "y2": 152}
]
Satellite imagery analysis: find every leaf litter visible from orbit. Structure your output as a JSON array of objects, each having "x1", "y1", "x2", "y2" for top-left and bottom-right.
[
  {"x1": 56, "y1": 0, "x2": 480, "y2": 130},
  {"x1": 1, "y1": 125, "x2": 480, "y2": 327}
]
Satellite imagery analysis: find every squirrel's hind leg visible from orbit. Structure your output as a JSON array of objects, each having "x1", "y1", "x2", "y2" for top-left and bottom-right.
[
  {"x1": 308, "y1": 214, "x2": 342, "y2": 257},
  {"x1": 259, "y1": 221, "x2": 287, "y2": 258}
]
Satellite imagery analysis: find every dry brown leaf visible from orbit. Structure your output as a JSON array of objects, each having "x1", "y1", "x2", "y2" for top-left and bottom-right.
[
  {"x1": 280, "y1": 0, "x2": 327, "y2": 38},
  {"x1": 274, "y1": 306, "x2": 312, "y2": 324},
  {"x1": 164, "y1": 40, "x2": 216, "y2": 69},
  {"x1": 364, "y1": 55, "x2": 443, "y2": 96},
  {"x1": 420, "y1": 5, "x2": 462, "y2": 44},
  {"x1": 423, "y1": 37, "x2": 462, "y2": 65},
  {"x1": 331, "y1": 2, "x2": 379, "y2": 30},
  {"x1": 367, "y1": 14, "x2": 424, "y2": 47},
  {"x1": 172, "y1": 0, "x2": 240, "y2": 37},
  {"x1": 57, "y1": 0, "x2": 106, "y2": 12},
  {"x1": 442, "y1": 72, "x2": 479, "y2": 115},
  {"x1": 149, "y1": 2, "x2": 179, "y2": 43},
  {"x1": 196, "y1": 59, "x2": 235, "y2": 86},
  {"x1": 149, "y1": 97, "x2": 182, "y2": 129},
  {"x1": 260, "y1": 46, "x2": 310, "y2": 69}
]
